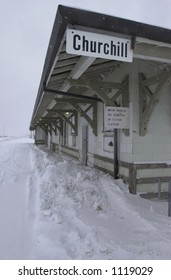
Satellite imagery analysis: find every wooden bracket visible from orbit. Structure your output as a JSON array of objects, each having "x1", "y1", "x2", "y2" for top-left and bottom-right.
[
  {"x1": 90, "y1": 75, "x2": 129, "y2": 135},
  {"x1": 47, "y1": 109, "x2": 78, "y2": 136},
  {"x1": 43, "y1": 124, "x2": 52, "y2": 135},
  {"x1": 68, "y1": 100, "x2": 97, "y2": 136},
  {"x1": 51, "y1": 98, "x2": 97, "y2": 136},
  {"x1": 122, "y1": 75, "x2": 129, "y2": 136},
  {"x1": 40, "y1": 124, "x2": 51, "y2": 134},
  {"x1": 69, "y1": 75, "x2": 129, "y2": 135},
  {"x1": 69, "y1": 75, "x2": 129, "y2": 107},
  {"x1": 139, "y1": 70, "x2": 171, "y2": 136},
  {"x1": 38, "y1": 117, "x2": 59, "y2": 135},
  {"x1": 55, "y1": 118, "x2": 63, "y2": 135},
  {"x1": 53, "y1": 98, "x2": 98, "y2": 136},
  {"x1": 37, "y1": 124, "x2": 48, "y2": 134},
  {"x1": 41, "y1": 117, "x2": 63, "y2": 135}
]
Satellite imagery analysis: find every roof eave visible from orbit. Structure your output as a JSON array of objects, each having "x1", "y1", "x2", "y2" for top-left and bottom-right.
[{"x1": 30, "y1": 5, "x2": 171, "y2": 130}]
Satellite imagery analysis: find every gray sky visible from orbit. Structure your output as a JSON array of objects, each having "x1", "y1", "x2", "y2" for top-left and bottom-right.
[{"x1": 1, "y1": 0, "x2": 171, "y2": 136}]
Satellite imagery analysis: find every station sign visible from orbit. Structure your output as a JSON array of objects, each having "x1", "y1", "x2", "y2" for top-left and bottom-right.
[
  {"x1": 66, "y1": 28, "x2": 133, "y2": 62},
  {"x1": 104, "y1": 106, "x2": 130, "y2": 130}
]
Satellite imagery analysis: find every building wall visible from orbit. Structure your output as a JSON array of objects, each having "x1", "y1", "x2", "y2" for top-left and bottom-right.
[
  {"x1": 40, "y1": 58, "x2": 171, "y2": 193},
  {"x1": 131, "y1": 60, "x2": 171, "y2": 163},
  {"x1": 125, "y1": 59, "x2": 171, "y2": 192},
  {"x1": 35, "y1": 126, "x2": 47, "y2": 144}
]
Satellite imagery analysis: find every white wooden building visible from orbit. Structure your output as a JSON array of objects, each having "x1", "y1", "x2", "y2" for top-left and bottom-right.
[{"x1": 30, "y1": 5, "x2": 171, "y2": 194}]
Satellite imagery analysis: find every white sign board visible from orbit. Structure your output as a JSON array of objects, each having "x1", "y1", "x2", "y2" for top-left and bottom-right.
[
  {"x1": 66, "y1": 28, "x2": 133, "y2": 62},
  {"x1": 104, "y1": 106, "x2": 130, "y2": 130}
]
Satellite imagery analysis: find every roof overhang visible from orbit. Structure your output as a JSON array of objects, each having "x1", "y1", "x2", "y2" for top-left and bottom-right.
[{"x1": 30, "y1": 5, "x2": 171, "y2": 130}]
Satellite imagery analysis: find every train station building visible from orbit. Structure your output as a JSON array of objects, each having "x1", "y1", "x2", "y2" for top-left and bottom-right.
[{"x1": 30, "y1": 5, "x2": 171, "y2": 194}]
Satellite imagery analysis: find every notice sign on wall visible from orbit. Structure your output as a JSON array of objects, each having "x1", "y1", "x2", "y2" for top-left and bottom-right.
[
  {"x1": 104, "y1": 106, "x2": 130, "y2": 130},
  {"x1": 66, "y1": 28, "x2": 133, "y2": 62}
]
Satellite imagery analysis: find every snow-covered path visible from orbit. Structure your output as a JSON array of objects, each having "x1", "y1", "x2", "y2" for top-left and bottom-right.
[
  {"x1": 0, "y1": 138, "x2": 171, "y2": 260},
  {"x1": 0, "y1": 138, "x2": 35, "y2": 259}
]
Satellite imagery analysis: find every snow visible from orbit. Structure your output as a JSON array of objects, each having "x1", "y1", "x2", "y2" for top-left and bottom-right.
[{"x1": 0, "y1": 138, "x2": 171, "y2": 260}]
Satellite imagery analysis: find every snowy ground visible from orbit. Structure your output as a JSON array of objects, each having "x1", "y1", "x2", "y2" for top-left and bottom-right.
[{"x1": 0, "y1": 137, "x2": 171, "y2": 260}]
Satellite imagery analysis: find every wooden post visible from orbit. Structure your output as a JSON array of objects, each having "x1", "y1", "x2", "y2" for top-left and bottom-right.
[
  {"x1": 158, "y1": 177, "x2": 161, "y2": 200},
  {"x1": 168, "y1": 179, "x2": 171, "y2": 217},
  {"x1": 114, "y1": 129, "x2": 119, "y2": 179},
  {"x1": 129, "y1": 163, "x2": 137, "y2": 194}
]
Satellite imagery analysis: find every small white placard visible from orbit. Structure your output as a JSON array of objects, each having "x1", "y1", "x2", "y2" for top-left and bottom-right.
[{"x1": 104, "y1": 106, "x2": 130, "y2": 130}]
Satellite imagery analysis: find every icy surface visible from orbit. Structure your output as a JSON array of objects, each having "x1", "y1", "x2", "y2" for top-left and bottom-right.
[{"x1": 0, "y1": 138, "x2": 171, "y2": 260}]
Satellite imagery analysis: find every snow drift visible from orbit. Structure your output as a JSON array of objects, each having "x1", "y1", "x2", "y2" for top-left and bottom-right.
[{"x1": 0, "y1": 138, "x2": 171, "y2": 260}]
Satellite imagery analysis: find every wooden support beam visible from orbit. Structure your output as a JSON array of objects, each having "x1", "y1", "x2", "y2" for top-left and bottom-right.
[
  {"x1": 59, "y1": 113, "x2": 78, "y2": 135},
  {"x1": 69, "y1": 75, "x2": 129, "y2": 108},
  {"x1": 122, "y1": 75, "x2": 129, "y2": 107},
  {"x1": 47, "y1": 109, "x2": 75, "y2": 114},
  {"x1": 47, "y1": 109, "x2": 78, "y2": 135},
  {"x1": 52, "y1": 65, "x2": 75, "y2": 75},
  {"x1": 69, "y1": 56, "x2": 96, "y2": 80},
  {"x1": 39, "y1": 122, "x2": 54, "y2": 135},
  {"x1": 129, "y1": 164, "x2": 137, "y2": 194},
  {"x1": 134, "y1": 44, "x2": 171, "y2": 64},
  {"x1": 55, "y1": 98, "x2": 97, "y2": 136},
  {"x1": 47, "y1": 72, "x2": 129, "y2": 136},
  {"x1": 37, "y1": 124, "x2": 48, "y2": 134},
  {"x1": 60, "y1": 56, "x2": 95, "y2": 91},
  {"x1": 39, "y1": 116, "x2": 63, "y2": 135},
  {"x1": 38, "y1": 122, "x2": 52, "y2": 135},
  {"x1": 43, "y1": 117, "x2": 63, "y2": 135},
  {"x1": 50, "y1": 99, "x2": 97, "y2": 136},
  {"x1": 69, "y1": 77, "x2": 123, "y2": 105},
  {"x1": 58, "y1": 53, "x2": 79, "y2": 61},
  {"x1": 49, "y1": 72, "x2": 69, "y2": 82},
  {"x1": 45, "y1": 87, "x2": 102, "y2": 102},
  {"x1": 90, "y1": 82, "x2": 112, "y2": 105},
  {"x1": 54, "y1": 57, "x2": 79, "y2": 68},
  {"x1": 111, "y1": 89, "x2": 122, "y2": 103},
  {"x1": 94, "y1": 81, "x2": 123, "y2": 90},
  {"x1": 139, "y1": 70, "x2": 171, "y2": 136},
  {"x1": 122, "y1": 75, "x2": 129, "y2": 136},
  {"x1": 47, "y1": 71, "x2": 130, "y2": 139}
]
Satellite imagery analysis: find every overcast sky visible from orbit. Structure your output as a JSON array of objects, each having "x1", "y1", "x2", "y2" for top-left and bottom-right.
[{"x1": 1, "y1": 0, "x2": 171, "y2": 136}]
